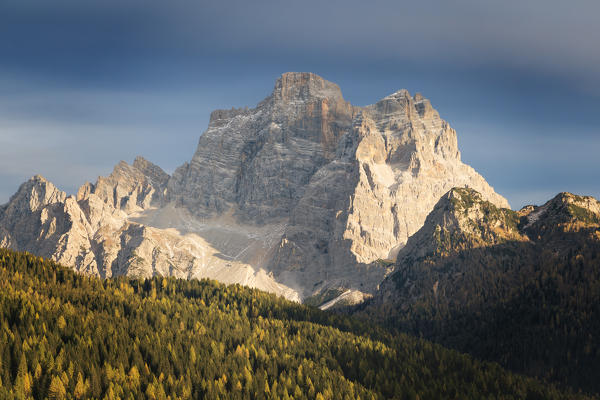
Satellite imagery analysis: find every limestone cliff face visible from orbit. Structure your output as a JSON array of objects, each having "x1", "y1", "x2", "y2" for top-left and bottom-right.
[
  {"x1": 80, "y1": 156, "x2": 169, "y2": 214},
  {"x1": 345, "y1": 91, "x2": 509, "y2": 260},
  {"x1": 265, "y1": 82, "x2": 509, "y2": 296},
  {"x1": 165, "y1": 72, "x2": 508, "y2": 297},
  {"x1": 0, "y1": 175, "x2": 102, "y2": 276},
  {"x1": 0, "y1": 159, "x2": 299, "y2": 300},
  {"x1": 167, "y1": 72, "x2": 355, "y2": 223},
  {"x1": 0, "y1": 72, "x2": 508, "y2": 303},
  {"x1": 0, "y1": 159, "x2": 173, "y2": 277}
]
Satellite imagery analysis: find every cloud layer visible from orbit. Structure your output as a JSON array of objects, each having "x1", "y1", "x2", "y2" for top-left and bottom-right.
[{"x1": 0, "y1": 0, "x2": 598, "y2": 208}]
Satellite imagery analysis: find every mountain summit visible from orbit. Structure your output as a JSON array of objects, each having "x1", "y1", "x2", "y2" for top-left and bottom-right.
[
  {"x1": 272, "y1": 71, "x2": 345, "y2": 102},
  {"x1": 0, "y1": 73, "x2": 508, "y2": 301}
]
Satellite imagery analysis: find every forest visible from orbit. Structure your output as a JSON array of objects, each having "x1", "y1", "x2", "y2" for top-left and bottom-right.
[
  {"x1": 0, "y1": 247, "x2": 588, "y2": 399},
  {"x1": 354, "y1": 193, "x2": 600, "y2": 395}
]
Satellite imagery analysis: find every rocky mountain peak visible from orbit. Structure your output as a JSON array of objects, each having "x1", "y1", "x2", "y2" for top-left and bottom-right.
[
  {"x1": 371, "y1": 89, "x2": 412, "y2": 117},
  {"x1": 370, "y1": 89, "x2": 439, "y2": 121},
  {"x1": 441, "y1": 188, "x2": 516, "y2": 227},
  {"x1": 394, "y1": 188, "x2": 600, "y2": 274},
  {"x1": 3, "y1": 175, "x2": 67, "y2": 215},
  {"x1": 550, "y1": 192, "x2": 600, "y2": 216},
  {"x1": 83, "y1": 157, "x2": 169, "y2": 213},
  {"x1": 0, "y1": 175, "x2": 71, "y2": 258},
  {"x1": 132, "y1": 156, "x2": 170, "y2": 189},
  {"x1": 360, "y1": 87, "x2": 459, "y2": 169},
  {"x1": 396, "y1": 187, "x2": 522, "y2": 261},
  {"x1": 167, "y1": 72, "x2": 355, "y2": 223},
  {"x1": 445, "y1": 187, "x2": 486, "y2": 211},
  {"x1": 381, "y1": 88, "x2": 412, "y2": 101},
  {"x1": 271, "y1": 72, "x2": 344, "y2": 103},
  {"x1": 162, "y1": 72, "x2": 509, "y2": 299},
  {"x1": 521, "y1": 192, "x2": 600, "y2": 232}
]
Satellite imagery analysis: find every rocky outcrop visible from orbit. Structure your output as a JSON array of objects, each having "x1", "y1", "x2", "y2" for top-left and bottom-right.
[{"x1": 80, "y1": 156, "x2": 168, "y2": 213}]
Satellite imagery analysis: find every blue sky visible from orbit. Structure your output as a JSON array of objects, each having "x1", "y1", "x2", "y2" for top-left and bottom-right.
[{"x1": 1, "y1": 0, "x2": 598, "y2": 209}]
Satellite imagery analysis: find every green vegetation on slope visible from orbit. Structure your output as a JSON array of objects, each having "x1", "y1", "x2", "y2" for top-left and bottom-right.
[
  {"x1": 0, "y1": 248, "x2": 585, "y2": 399},
  {"x1": 357, "y1": 190, "x2": 600, "y2": 395}
]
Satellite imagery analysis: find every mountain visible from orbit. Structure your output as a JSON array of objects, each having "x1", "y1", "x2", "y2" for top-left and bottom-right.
[
  {"x1": 0, "y1": 159, "x2": 298, "y2": 300},
  {"x1": 357, "y1": 187, "x2": 600, "y2": 393},
  {"x1": 0, "y1": 72, "x2": 507, "y2": 301},
  {"x1": 0, "y1": 247, "x2": 588, "y2": 399}
]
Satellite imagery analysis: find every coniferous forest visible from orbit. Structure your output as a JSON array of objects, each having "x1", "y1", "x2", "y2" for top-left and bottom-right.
[
  {"x1": 0, "y1": 247, "x2": 590, "y2": 399},
  {"x1": 352, "y1": 193, "x2": 600, "y2": 396}
]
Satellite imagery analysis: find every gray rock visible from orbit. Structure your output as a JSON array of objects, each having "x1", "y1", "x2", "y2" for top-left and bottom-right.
[{"x1": 167, "y1": 72, "x2": 356, "y2": 223}]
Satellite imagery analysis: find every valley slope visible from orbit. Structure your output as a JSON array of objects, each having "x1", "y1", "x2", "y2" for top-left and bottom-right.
[
  {"x1": 356, "y1": 188, "x2": 600, "y2": 393},
  {"x1": 0, "y1": 247, "x2": 588, "y2": 399}
]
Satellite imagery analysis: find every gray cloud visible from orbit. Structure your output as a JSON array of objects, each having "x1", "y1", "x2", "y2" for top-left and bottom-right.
[
  {"x1": 2, "y1": 0, "x2": 599, "y2": 90},
  {"x1": 0, "y1": 0, "x2": 598, "y2": 208}
]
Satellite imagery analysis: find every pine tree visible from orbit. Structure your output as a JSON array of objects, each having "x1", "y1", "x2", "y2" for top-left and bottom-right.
[
  {"x1": 74, "y1": 372, "x2": 86, "y2": 399},
  {"x1": 48, "y1": 375, "x2": 67, "y2": 400},
  {"x1": 128, "y1": 365, "x2": 140, "y2": 390},
  {"x1": 57, "y1": 315, "x2": 66, "y2": 330}
]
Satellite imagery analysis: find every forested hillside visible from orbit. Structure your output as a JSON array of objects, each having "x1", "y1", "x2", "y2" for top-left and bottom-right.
[
  {"x1": 0, "y1": 247, "x2": 586, "y2": 399},
  {"x1": 356, "y1": 189, "x2": 600, "y2": 395}
]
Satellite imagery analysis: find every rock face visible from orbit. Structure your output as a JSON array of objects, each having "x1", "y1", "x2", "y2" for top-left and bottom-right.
[
  {"x1": 268, "y1": 87, "x2": 509, "y2": 296},
  {"x1": 165, "y1": 72, "x2": 508, "y2": 298},
  {"x1": 0, "y1": 72, "x2": 508, "y2": 302},
  {"x1": 0, "y1": 159, "x2": 299, "y2": 301},
  {"x1": 167, "y1": 72, "x2": 356, "y2": 222}
]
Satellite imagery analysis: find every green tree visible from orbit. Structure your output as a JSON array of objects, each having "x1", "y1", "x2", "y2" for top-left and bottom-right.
[{"x1": 48, "y1": 375, "x2": 66, "y2": 400}]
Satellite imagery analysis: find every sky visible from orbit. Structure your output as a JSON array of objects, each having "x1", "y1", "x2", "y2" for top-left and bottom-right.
[{"x1": 0, "y1": 0, "x2": 599, "y2": 209}]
